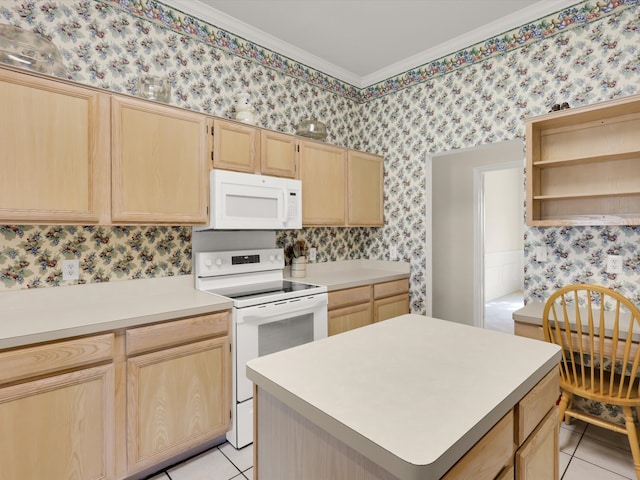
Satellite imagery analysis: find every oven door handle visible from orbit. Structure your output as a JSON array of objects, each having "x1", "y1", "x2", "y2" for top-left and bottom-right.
[{"x1": 236, "y1": 293, "x2": 327, "y2": 325}]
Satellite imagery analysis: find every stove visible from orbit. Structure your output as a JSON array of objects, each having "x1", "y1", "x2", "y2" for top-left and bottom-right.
[{"x1": 194, "y1": 248, "x2": 328, "y2": 448}]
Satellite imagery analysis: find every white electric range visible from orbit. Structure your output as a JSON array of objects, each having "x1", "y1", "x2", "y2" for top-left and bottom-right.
[{"x1": 195, "y1": 248, "x2": 328, "y2": 448}]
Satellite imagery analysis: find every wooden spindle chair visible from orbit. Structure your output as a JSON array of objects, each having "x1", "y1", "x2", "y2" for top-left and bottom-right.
[{"x1": 542, "y1": 284, "x2": 640, "y2": 479}]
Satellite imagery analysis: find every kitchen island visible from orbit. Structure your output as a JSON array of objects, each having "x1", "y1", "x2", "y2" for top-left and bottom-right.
[{"x1": 247, "y1": 314, "x2": 562, "y2": 480}]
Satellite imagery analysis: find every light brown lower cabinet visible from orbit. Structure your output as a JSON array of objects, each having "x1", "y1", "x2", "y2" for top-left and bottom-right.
[
  {"x1": 126, "y1": 336, "x2": 230, "y2": 472},
  {"x1": 328, "y1": 279, "x2": 410, "y2": 336},
  {"x1": 0, "y1": 335, "x2": 115, "y2": 480},
  {"x1": 328, "y1": 302, "x2": 372, "y2": 336},
  {"x1": 516, "y1": 408, "x2": 559, "y2": 479},
  {"x1": 0, "y1": 311, "x2": 232, "y2": 480},
  {"x1": 125, "y1": 311, "x2": 231, "y2": 475}
]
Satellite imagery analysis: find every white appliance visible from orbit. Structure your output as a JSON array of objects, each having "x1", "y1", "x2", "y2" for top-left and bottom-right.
[
  {"x1": 198, "y1": 169, "x2": 302, "y2": 230},
  {"x1": 195, "y1": 248, "x2": 328, "y2": 448}
]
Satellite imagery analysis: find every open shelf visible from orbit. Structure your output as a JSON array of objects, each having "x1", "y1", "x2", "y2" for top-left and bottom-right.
[{"x1": 526, "y1": 93, "x2": 640, "y2": 226}]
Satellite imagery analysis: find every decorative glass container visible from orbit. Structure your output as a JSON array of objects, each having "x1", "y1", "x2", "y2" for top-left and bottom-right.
[
  {"x1": 296, "y1": 116, "x2": 327, "y2": 140},
  {"x1": 0, "y1": 24, "x2": 66, "y2": 78},
  {"x1": 137, "y1": 75, "x2": 171, "y2": 103}
]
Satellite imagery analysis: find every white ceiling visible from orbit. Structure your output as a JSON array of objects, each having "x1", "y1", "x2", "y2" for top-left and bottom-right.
[{"x1": 164, "y1": 0, "x2": 581, "y2": 87}]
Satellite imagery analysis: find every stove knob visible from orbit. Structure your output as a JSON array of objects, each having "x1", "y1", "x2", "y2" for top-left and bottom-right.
[
  {"x1": 269, "y1": 254, "x2": 275, "y2": 262},
  {"x1": 204, "y1": 258, "x2": 213, "y2": 268},
  {"x1": 215, "y1": 258, "x2": 223, "y2": 267},
  {"x1": 277, "y1": 253, "x2": 283, "y2": 262}
]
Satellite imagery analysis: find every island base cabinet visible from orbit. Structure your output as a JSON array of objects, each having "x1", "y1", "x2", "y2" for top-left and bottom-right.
[
  {"x1": 441, "y1": 411, "x2": 514, "y2": 480},
  {"x1": 515, "y1": 408, "x2": 559, "y2": 480},
  {"x1": 0, "y1": 364, "x2": 115, "y2": 480},
  {"x1": 254, "y1": 370, "x2": 560, "y2": 480},
  {"x1": 255, "y1": 386, "x2": 400, "y2": 480},
  {"x1": 126, "y1": 336, "x2": 230, "y2": 474}
]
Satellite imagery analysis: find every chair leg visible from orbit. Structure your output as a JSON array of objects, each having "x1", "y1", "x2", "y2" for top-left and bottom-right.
[
  {"x1": 558, "y1": 391, "x2": 572, "y2": 425},
  {"x1": 622, "y1": 406, "x2": 640, "y2": 480}
]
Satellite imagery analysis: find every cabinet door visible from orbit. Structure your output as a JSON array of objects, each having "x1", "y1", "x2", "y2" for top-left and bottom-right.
[
  {"x1": 261, "y1": 130, "x2": 297, "y2": 178},
  {"x1": 0, "y1": 68, "x2": 110, "y2": 223},
  {"x1": 0, "y1": 364, "x2": 115, "y2": 480},
  {"x1": 373, "y1": 293, "x2": 410, "y2": 323},
  {"x1": 127, "y1": 336, "x2": 230, "y2": 472},
  {"x1": 347, "y1": 150, "x2": 384, "y2": 226},
  {"x1": 213, "y1": 119, "x2": 259, "y2": 173},
  {"x1": 328, "y1": 303, "x2": 372, "y2": 336},
  {"x1": 111, "y1": 96, "x2": 208, "y2": 224},
  {"x1": 515, "y1": 408, "x2": 558, "y2": 480},
  {"x1": 298, "y1": 140, "x2": 346, "y2": 225}
]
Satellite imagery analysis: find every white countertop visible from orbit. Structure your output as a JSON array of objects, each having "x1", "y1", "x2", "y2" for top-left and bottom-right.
[
  {"x1": 247, "y1": 314, "x2": 561, "y2": 480},
  {"x1": 513, "y1": 301, "x2": 640, "y2": 341},
  {"x1": 285, "y1": 259, "x2": 410, "y2": 291},
  {"x1": 0, "y1": 275, "x2": 232, "y2": 349},
  {"x1": 0, "y1": 259, "x2": 407, "y2": 350},
  {"x1": 512, "y1": 301, "x2": 545, "y2": 324}
]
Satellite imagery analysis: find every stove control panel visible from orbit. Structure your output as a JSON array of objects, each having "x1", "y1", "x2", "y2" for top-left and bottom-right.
[{"x1": 196, "y1": 249, "x2": 284, "y2": 278}]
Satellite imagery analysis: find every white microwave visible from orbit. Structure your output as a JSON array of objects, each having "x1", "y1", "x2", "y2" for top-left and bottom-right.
[{"x1": 201, "y1": 169, "x2": 302, "y2": 230}]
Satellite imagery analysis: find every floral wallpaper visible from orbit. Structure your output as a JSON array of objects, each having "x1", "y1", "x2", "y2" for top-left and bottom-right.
[{"x1": 0, "y1": 0, "x2": 639, "y2": 322}]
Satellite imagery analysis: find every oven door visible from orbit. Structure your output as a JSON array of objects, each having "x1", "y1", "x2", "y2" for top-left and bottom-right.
[{"x1": 235, "y1": 293, "x2": 328, "y2": 403}]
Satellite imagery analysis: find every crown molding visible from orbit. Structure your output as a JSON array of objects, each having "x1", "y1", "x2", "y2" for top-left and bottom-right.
[
  {"x1": 362, "y1": 0, "x2": 583, "y2": 86},
  {"x1": 163, "y1": 0, "x2": 586, "y2": 89},
  {"x1": 162, "y1": 0, "x2": 362, "y2": 87}
]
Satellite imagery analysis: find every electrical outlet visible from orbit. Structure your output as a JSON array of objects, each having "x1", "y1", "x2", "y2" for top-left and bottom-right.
[
  {"x1": 606, "y1": 255, "x2": 623, "y2": 274},
  {"x1": 535, "y1": 246, "x2": 547, "y2": 262},
  {"x1": 62, "y1": 259, "x2": 80, "y2": 281},
  {"x1": 309, "y1": 247, "x2": 317, "y2": 262},
  {"x1": 390, "y1": 244, "x2": 398, "y2": 261}
]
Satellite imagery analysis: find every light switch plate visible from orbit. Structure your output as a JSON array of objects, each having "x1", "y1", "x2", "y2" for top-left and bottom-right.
[
  {"x1": 535, "y1": 246, "x2": 547, "y2": 262},
  {"x1": 309, "y1": 247, "x2": 317, "y2": 262}
]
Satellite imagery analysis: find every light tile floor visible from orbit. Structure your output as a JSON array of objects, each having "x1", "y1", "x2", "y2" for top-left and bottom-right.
[
  {"x1": 484, "y1": 290, "x2": 524, "y2": 334},
  {"x1": 145, "y1": 419, "x2": 637, "y2": 479},
  {"x1": 560, "y1": 419, "x2": 636, "y2": 479},
  {"x1": 147, "y1": 442, "x2": 253, "y2": 480}
]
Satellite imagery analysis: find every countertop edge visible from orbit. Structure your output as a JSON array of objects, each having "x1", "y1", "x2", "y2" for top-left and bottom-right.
[
  {"x1": 247, "y1": 316, "x2": 562, "y2": 479},
  {"x1": 0, "y1": 301, "x2": 233, "y2": 350},
  {"x1": 249, "y1": 356, "x2": 560, "y2": 480},
  {"x1": 0, "y1": 275, "x2": 233, "y2": 350}
]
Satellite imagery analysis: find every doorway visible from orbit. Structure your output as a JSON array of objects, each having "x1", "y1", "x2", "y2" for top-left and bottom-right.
[
  {"x1": 481, "y1": 167, "x2": 524, "y2": 334},
  {"x1": 428, "y1": 140, "x2": 524, "y2": 328}
]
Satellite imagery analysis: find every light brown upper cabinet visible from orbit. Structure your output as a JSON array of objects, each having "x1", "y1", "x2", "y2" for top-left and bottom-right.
[
  {"x1": 0, "y1": 66, "x2": 209, "y2": 225},
  {"x1": 347, "y1": 150, "x2": 384, "y2": 226},
  {"x1": 260, "y1": 129, "x2": 297, "y2": 178},
  {"x1": 212, "y1": 119, "x2": 297, "y2": 178},
  {"x1": 298, "y1": 139, "x2": 347, "y2": 226},
  {"x1": 526, "y1": 93, "x2": 640, "y2": 226},
  {"x1": 0, "y1": 67, "x2": 110, "y2": 224},
  {"x1": 111, "y1": 96, "x2": 209, "y2": 224},
  {"x1": 212, "y1": 119, "x2": 259, "y2": 173}
]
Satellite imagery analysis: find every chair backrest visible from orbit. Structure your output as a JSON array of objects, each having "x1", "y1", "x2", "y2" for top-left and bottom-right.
[{"x1": 542, "y1": 284, "x2": 640, "y2": 401}]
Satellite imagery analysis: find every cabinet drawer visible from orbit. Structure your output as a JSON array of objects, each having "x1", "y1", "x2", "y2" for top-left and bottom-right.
[
  {"x1": 442, "y1": 410, "x2": 514, "y2": 480},
  {"x1": 328, "y1": 303, "x2": 372, "y2": 336},
  {"x1": 0, "y1": 333, "x2": 114, "y2": 385},
  {"x1": 328, "y1": 285, "x2": 371, "y2": 309},
  {"x1": 373, "y1": 294, "x2": 410, "y2": 323},
  {"x1": 516, "y1": 368, "x2": 560, "y2": 444},
  {"x1": 516, "y1": 408, "x2": 559, "y2": 479},
  {"x1": 514, "y1": 322, "x2": 546, "y2": 341},
  {"x1": 373, "y1": 279, "x2": 409, "y2": 299},
  {"x1": 126, "y1": 311, "x2": 230, "y2": 356}
]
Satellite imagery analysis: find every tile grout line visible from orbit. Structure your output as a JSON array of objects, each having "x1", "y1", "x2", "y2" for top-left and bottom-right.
[{"x1": 560, "y1": 422, "x2": 587, "y2": 480}]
